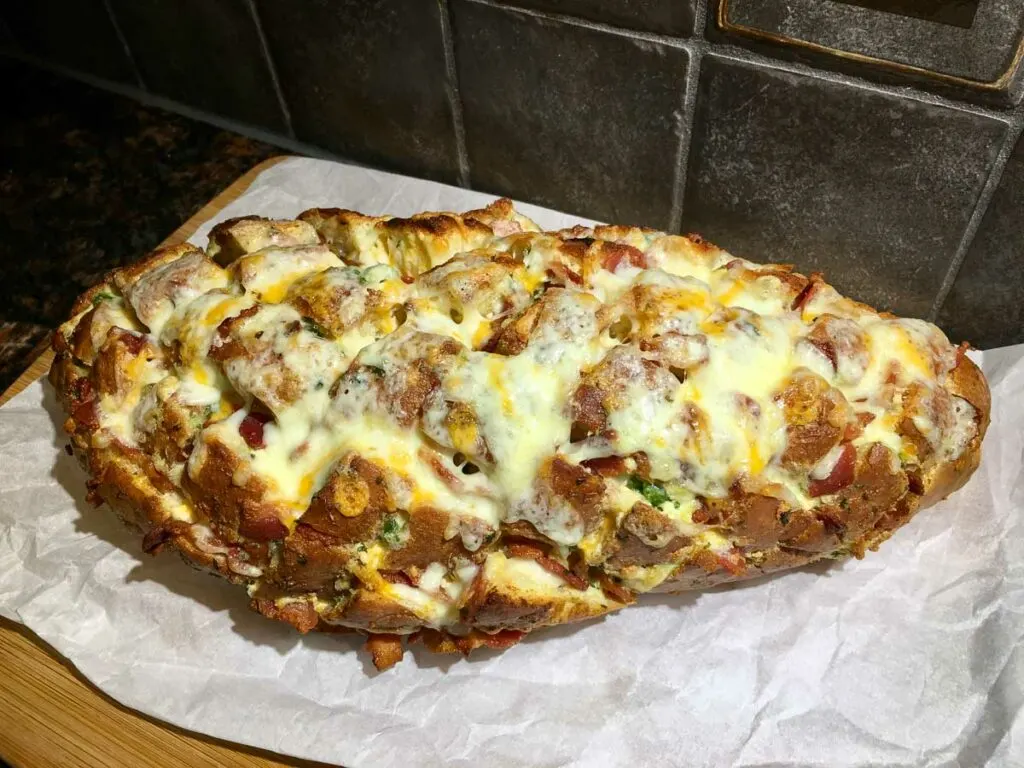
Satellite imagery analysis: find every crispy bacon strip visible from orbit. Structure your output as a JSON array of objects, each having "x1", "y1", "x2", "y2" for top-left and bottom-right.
[
  {"x1": 717, "y1": 549, "x2": 748, "y2": 577},
  {"x1": 596, "y1": 573, "x2": 636, "y2": 605},
  {"x1": 71, "y1": 378, "x2": 100, "y2": 431},
  {"x1": 411, "y1": 628, "x2": 525, "y2": 656},
  {"x1": 141, "y1": 521, "x2": 191, "y2": 554},
  {"x1": 418, "y1": 447, "x2": 463, "y2": 491},
  {"x1": 251, "y1": 598, "x2": 319, "y2": 633},
  {"x1": 506, "y1": 541, "x2": 589, "y2": 590},
  {"x1": 379, "y1": 569, "x2": 417, "y2": 587},
  {"x1": 808, "y1": 443, "x2": 856, "y2": 497},
  {"x1": 366, "y1": 633, "x2": 405, "y2": 671},
  {"x1": 580, "y1": 455, "x2": 629, "y2": 477},
  {"x1": 546, "y1": 263, "x2": 583, "y2": 286},
  {"x1": 791, "y1": 272, "x2": 824, "y2": 311},
  {"x1": 602, "y1": 245, "x2": 646, "y2": 272}
]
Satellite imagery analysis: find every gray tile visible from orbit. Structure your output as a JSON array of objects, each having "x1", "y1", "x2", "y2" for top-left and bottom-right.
[
  {"x1": 108, "y1": 0, "x2": 287, "y2": 132},
  {"x1": 937, "y1": 138, "x2": 1024, "y2": 349},
  {"x1": 713, "y1": 0, "x2": 1024, "y2": 105},
  {"x1": 255, "y1": 0, "x2": 460, "y2": 183},
  {"x1": 492, "y1": 0, "x2": 696, "y2": 36},
  {"x1": 682, "y1": 56, "x2": 1006, "y2": 319},
  {"x1": 4, "y1": 0, "x2": 135, "y2": 83},
  {"x1": 453, "y1": 1, "x2": 689, "y2": 228}
]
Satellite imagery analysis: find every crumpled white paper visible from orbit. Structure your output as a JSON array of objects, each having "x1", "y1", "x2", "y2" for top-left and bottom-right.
[{"x1": 1, "y1": 157, "x2": 1022, "y2": 768}]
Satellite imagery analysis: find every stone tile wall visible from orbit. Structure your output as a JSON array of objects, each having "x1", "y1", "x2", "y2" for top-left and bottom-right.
[{"x1": 3, "y1": 0, "x2": 1022, "y2": 347}]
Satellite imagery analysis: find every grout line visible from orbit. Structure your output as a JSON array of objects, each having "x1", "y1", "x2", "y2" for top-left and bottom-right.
[
  {"x1": 927, "y1": 121, "x2": 1024, "y2": 323},
  {"x1": 668, "y1": 50, "x2": 703, "y2": 233},
  {"x1": 246, "y1": 0, "x2": 296, "y2": 140},
  {"x1": 0, "y1": 50, "x2": 342, "y2": 162},
  {"x1": 664, "y1": 0, "x2": 711, "y2": 232},
  {"x1": 99, "y1": 0, "x2": 146, "y2": 91},
  {"x1": 462, "y1": 0, "x2": 693, "y2": 48},
  {"x1": 439, "y1": 0, "x2": 472, "y2": 188},
  {"x1": 691, "y1": 0, "x2": 709, "y2": 41}
]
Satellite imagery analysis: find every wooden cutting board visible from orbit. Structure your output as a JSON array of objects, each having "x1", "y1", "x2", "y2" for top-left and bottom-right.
[{"x1": 0, "y1": 156, "x2": 334, "y2": 768}]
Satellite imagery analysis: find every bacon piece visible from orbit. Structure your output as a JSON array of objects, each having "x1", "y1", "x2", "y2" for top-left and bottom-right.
[
  {"x1": 418, "y1": 447, "x2": 463, "y2": 491},
  {"x1": 546, "y1": 262, "x2": 583, "y2": 286},
  {"x1": 215, "y1": 305, "x2": 259, "y2": 339},
  {"x1": 458, "y1": 629, "x2": 525, "y2": 653},
  {"x1": 238, "y1": 411, "x2": 272, "y2": 449},
  {"x1": 366, "y1": 633, "x2": 405, "y2": 671},
  {"x1": 808, "y1": 442, "x2": 856, "y2": 497},
  {"x1": 580, "y1": 455, "x2": 629, "y2": 477},
  {"x1": 70, "y1": 378, "x2": 99, "y2": 431},
  {"x1": 506, "y1": 541, "x2": 589, "y2": 590},
  {"x1": 601, "y1": 244, "x2": 646, "y2": 272},
  {"x1": 504, "y1": 540, "x2": 547, "y2": 560},
  {"x1": 120, "y1": 331, "x2": 147, "y2": 355},
  {"x1": 716, "y1": 549, "x2": 748, "y2": 577},
  {"x1": 791, "y1": 272, "x2": 824, "y2": 311},
  {"x1": 250, "y1": 598, "x2": 319, "y2": 633},
  {"x1": 597, "y1": 573, "x2": 636, "y2": 605},
  {"x1": 411, "y1": 628, "x2": 525, "y2": 656},
  {"x1": 578, "y1": 451, "x2": 649, "y2": 481},
  {"x1": 238, "y1": 508, "x2": 288, "y2": 541},
  {"x1": 379, "y1": 569, "x2": 417, "y2": 587},
  {"x1": 141, "y1": 520, "x2": 190, "y2": 554},
  {"x1": 808, "y1": 337, "x2": 838, "y2": 370},
  {"x1": 535, "y1": 556, "x2": 589, "y2": 591}
]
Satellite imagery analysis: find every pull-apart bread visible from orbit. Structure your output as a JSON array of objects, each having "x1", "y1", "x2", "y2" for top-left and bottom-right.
[{"x1": 51, "y1": 198, "x2": 990, "y2": 670}]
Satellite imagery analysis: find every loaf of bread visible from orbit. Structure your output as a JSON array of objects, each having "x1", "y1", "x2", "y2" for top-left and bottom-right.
[{"x1": 50, "y1": 199, "x2": 990, "y2": 670}]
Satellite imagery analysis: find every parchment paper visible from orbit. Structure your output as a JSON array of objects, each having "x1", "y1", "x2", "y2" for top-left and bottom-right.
[{"x1": 1, "y1": 157, "x2": 1021, "y2": 768}]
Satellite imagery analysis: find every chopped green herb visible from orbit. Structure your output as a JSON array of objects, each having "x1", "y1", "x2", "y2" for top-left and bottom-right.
[
  {"x1": 302, "y1": 318, "x2": 329, "y2": 338},
  {"x1": 379, "y1": 514, "x2": 409, "y2": 549},
  {"x1": 627, "y1": 475, "x2": 671, "y2": 508},
  {"x1": 779, "y1": 511, "x2": 791, "y2": 526},
  {"x1": 367, "y1": 364, "x2": 386, "y2": 377},
  {"x1": 91, "y1": 292, "x2": 116, "y2": 306},
  {"x1": 359, "y1": 264, "x2": 399, "y2": 285}
]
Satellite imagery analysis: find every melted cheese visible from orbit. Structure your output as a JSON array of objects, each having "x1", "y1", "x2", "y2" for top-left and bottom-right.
[
  {"x1": 84, "y1": 203, "x2": 970, "y2": 614},
  {"x1": 235, "y1": 245, "x2": 341, "y2": 303}
]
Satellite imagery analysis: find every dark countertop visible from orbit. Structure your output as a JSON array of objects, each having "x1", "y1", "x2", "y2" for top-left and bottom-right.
[{"x1": 0, "y1": 56, "x2": 281, "y2": 393}]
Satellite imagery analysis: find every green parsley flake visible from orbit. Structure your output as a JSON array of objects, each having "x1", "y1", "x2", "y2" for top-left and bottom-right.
[
  {"x1": 91, "y1": 292, "x2": 116, "y2": 306},
  {"x1": 302, "y1": 318, "x2": 329, "y2": 338},
  {"x1": 627, "y1": 475, "x2": 671, "y2": 508},
  {"x1": 379, "y1": 514, "x2": 408, "y2": 549}
]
